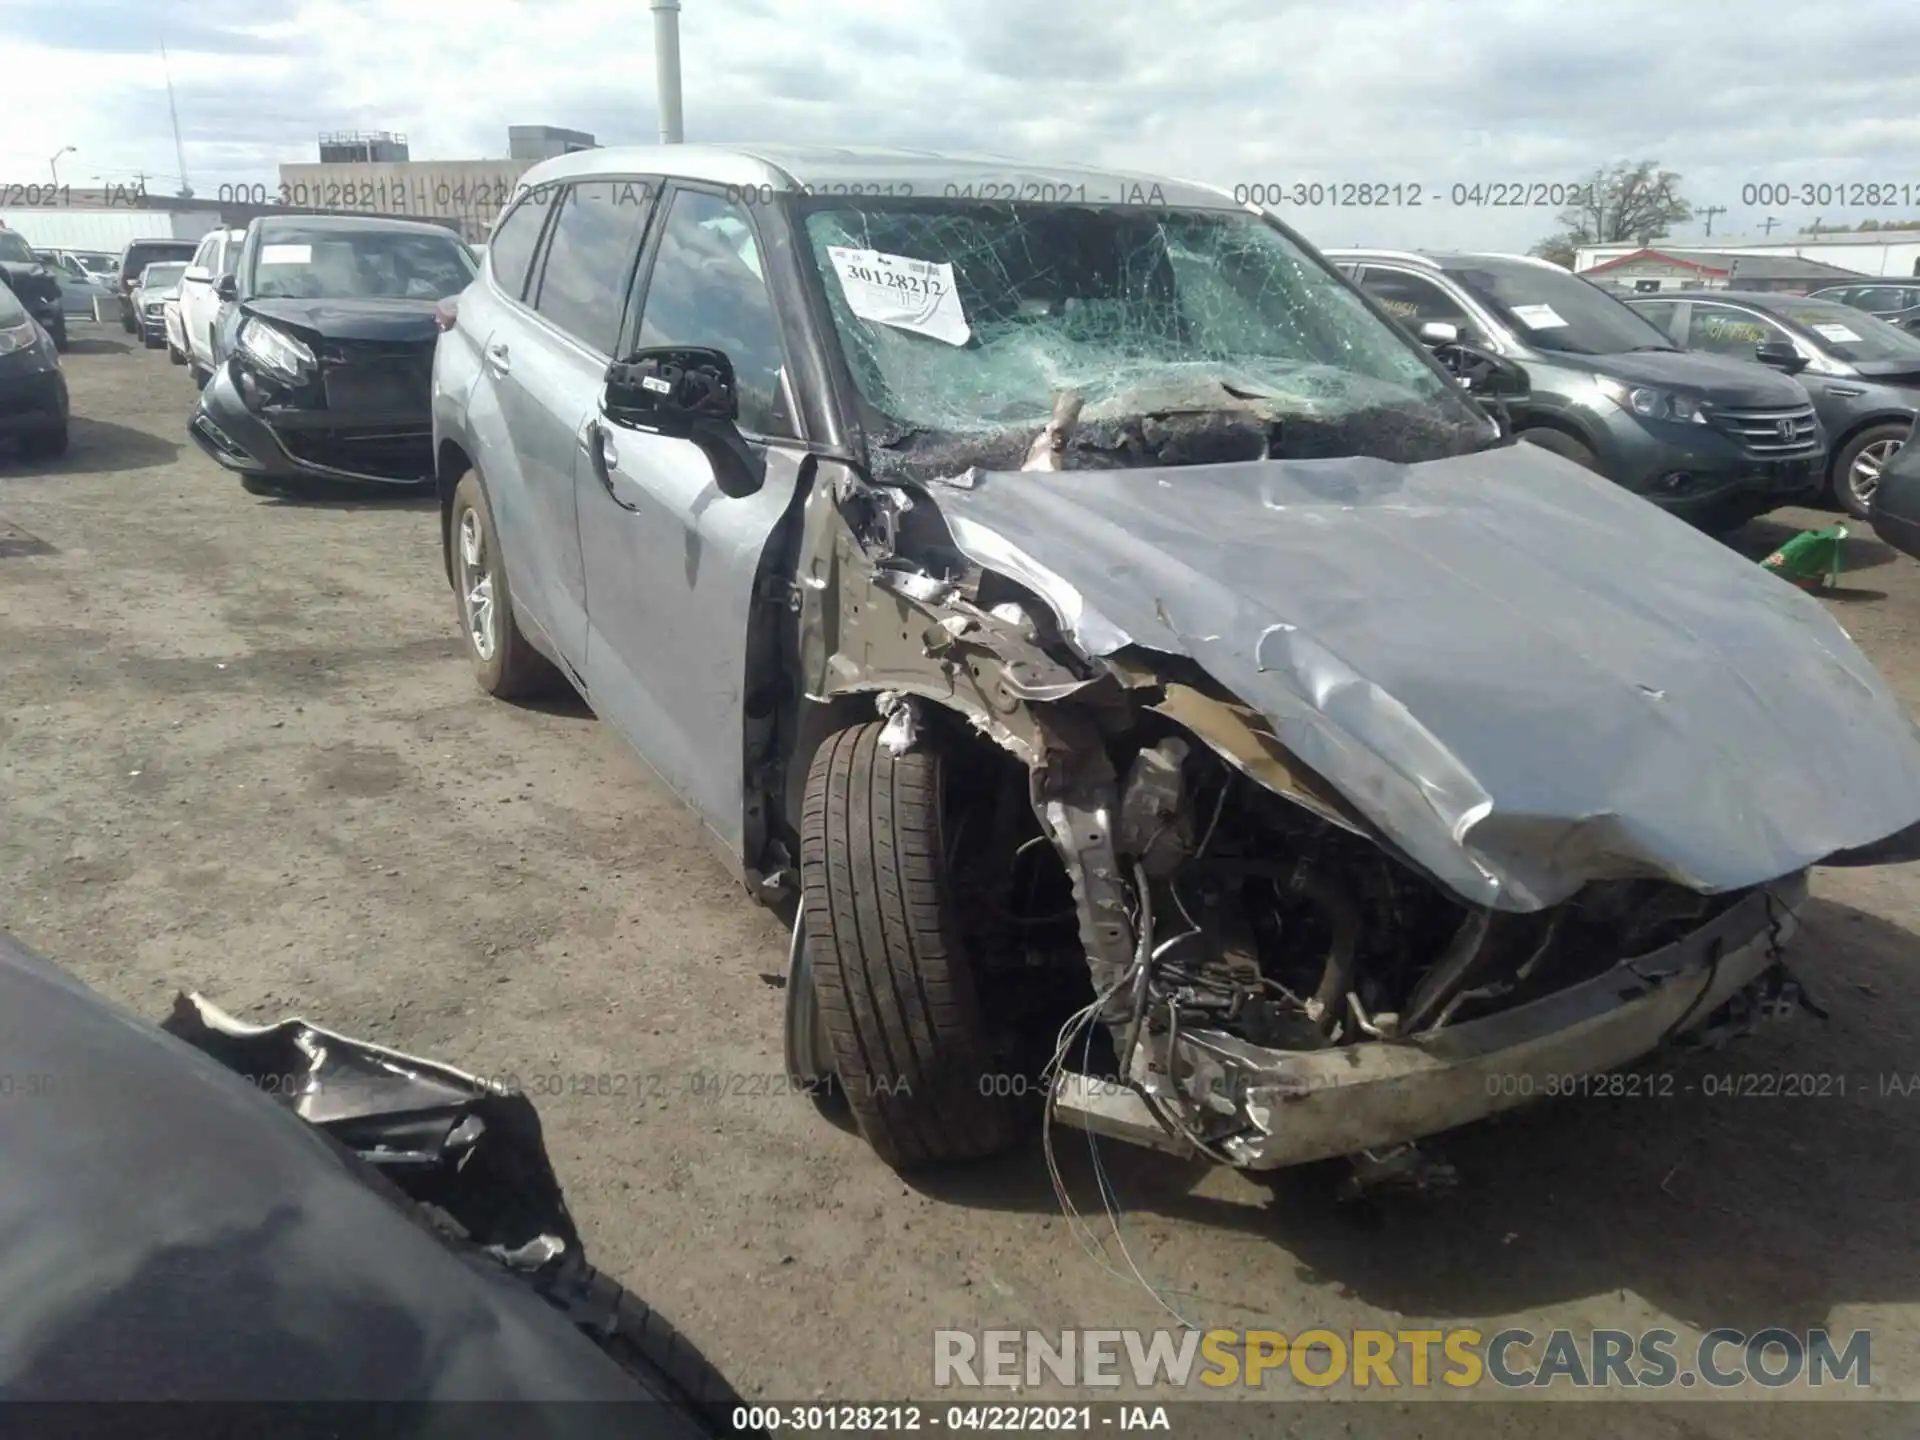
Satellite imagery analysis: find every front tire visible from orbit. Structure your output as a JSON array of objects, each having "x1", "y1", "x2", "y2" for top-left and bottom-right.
[
  {"x1": 1832, "y1": 422, "x2": 1907, "y2": 520},
  {"x1": 800, "y1": 722, "x2": 1021, "y2": 1170},
  {"x1": 1521, "y1": 427, "x2": 1602, "y2": 472},
  {"x1": 449, "y1": 470, "x2": 560, "y2": 699}
]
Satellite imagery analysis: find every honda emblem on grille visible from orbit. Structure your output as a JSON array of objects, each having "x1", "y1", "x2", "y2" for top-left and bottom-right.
[{"x1": 1778, "y1": 418, "x2": 1797, "y2": 441}]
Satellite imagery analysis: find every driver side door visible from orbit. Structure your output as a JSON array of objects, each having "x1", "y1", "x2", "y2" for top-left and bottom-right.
[{"x1": 576, "y1": 185, "x2": 810, "y2": 855}]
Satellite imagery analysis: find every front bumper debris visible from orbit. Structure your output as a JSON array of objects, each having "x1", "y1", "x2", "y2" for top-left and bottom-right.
[{"x1": 1052, "y1": 875, "x2": 1804, "y2": 1168}]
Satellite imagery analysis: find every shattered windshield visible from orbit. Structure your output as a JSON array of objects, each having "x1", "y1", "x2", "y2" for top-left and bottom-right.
[
  {"x1": 798, "y1": 200, "x2": 1492, "y2": 470},
  {"x1": 247, "y1": 226, "x2": 475, "y2": 301},
  {"x1": 1447, "y1": 258, "x2": 1674, "y2": 356}
]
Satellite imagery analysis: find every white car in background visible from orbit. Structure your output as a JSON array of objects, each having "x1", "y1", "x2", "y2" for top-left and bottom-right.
[
  {"x1": 176, "y1": 227, "x2": 245, "y2": 386},
  {"x1": 162, "y1": 292, "x2": 188, "y2": 366}
]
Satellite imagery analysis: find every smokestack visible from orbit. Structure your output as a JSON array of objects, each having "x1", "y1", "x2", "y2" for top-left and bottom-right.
[{"x1": 651, "y1": 0, "x2": 684, "y2": 144}]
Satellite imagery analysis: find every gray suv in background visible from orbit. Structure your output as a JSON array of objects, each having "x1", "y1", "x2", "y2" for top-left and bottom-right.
[
  {"x1": 1328, "y1": 249, "x2": 1826, "y2": 532},
  {"x1": 1808, "y1": 281, "x2": 1920, "y2": 336},
  {"x1": 1626, "y1": 289, "x2": 1920, "y2": 517}
]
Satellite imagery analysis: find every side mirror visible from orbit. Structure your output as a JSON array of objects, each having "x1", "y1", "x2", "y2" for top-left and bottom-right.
[
  {"x1": 601, "y1": 346, "x2": 763, "y2": 500},
  {"x1": 1417, "y1": 320, "x2": 1461, "y2": 347},
  {"x1": 1754, "y1": 339, "x2": 1808, "y2": 375},
  {"x1": 183, "y1": 265, "x2": 212, "y2": 284},
  {"x1": 215, "y1": 275, "x2": 238, "y2": 302}
]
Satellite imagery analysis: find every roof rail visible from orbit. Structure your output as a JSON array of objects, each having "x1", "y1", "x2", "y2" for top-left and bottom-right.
[{"x1": 1320, "y1": 247, "x2": 1441, "y2": 268}]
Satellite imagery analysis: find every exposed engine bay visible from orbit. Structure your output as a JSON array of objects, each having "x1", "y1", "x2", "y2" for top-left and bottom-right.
[{"x1": 775, "y1": 396, "x2": 1920, "y2": 1168}]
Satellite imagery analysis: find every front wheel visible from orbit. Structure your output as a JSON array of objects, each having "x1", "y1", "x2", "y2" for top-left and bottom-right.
[
  {"x1": 800, "y1": 722, "x2": 1022, "y2": 1170},
  {"x1": 1832, "y1": 422, "x2": 1907, "y2": 520},
  {"x1": 1520, "y1": 427, "x2": 1601, "y2": 472},
  {"x1": 449, "y1": 470, "x2": 561, "y2": 699}
]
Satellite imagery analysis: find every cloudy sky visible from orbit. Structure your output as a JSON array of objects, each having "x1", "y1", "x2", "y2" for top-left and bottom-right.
[{"x1": 4, "y1": 0, "x2": 1918, "y2": 251}]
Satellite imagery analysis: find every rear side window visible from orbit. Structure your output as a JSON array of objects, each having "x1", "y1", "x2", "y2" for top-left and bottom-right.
[
  {"x1": 529, "y1": 182, "x2": 656, "y2": 353},
  {"x1": 487, "y1": 197, "x2": 549, "y2": 302}
]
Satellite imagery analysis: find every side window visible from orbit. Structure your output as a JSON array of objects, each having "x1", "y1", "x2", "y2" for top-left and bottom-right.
[
  {"x1": 1631, "y1": 299, "x2": 1679, "y2": 335},
  {"x1": 190, "y1": 235, "x2": 216, "y2": 272},
  {"x1": 631, "y1": 189, "x2": 792, "y2": 437},
  {"x1": 529, "y1": 182, "x2": 654, "y2": 354},
  {"x1": 1686, "y1": 304, "x2": 1786, "y2": 358},
  {"x1": 486, "y1": 196, "x2": 550, "y2": 303},
  {"x1": 217, "y1": 235, "x2": 241, "y2": 279},
  {"x1": 1356, "y1": 269, "x2": 1472, "y2": 332}
]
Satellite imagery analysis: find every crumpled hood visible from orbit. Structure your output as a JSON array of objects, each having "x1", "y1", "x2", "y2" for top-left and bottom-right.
[
  {"x1": 241, "y1": 296, "x2": 439, "y2": 343},
  {"x1": 928, "y1": 444, "x2": 1920, "y2": 911}
]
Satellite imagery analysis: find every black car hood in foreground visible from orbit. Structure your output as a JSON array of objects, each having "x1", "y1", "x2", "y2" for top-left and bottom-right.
[
  {"x1": 0, "y1": 929, "x2": 729, "y2": 1434},
  {"x1": 242, "y1": 295, "x2": 440, "y2": 342},
  {"x1": 929, "y1": 443, "x2": 1920, "y2": 911},
  {"x1": 1585, "y1": 347, "x2": 1810, "y2": 404}
]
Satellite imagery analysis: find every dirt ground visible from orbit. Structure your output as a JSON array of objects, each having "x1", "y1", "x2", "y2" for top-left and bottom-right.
[{"x1": 4, "y1": 325, "x2": 1919, "y2": 1435}]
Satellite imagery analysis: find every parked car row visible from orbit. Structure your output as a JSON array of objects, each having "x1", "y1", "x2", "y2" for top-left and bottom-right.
[{"x1": 1327, "y1": 249, "x2": 1915, "y2": 528}]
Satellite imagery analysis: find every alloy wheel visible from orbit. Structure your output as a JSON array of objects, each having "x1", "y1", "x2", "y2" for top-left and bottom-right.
[
  {"x1": 456, "y1": 507, "x2": 496, "y2": 662},
  {"x1": 1848, "y1": 436, "x2": 1903, "y2": 511}
]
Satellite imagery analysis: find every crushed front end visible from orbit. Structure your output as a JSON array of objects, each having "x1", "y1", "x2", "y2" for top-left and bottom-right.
[
  {"x1": 191, "y1": 310, "x2": 435, "y2": 486},
  {"x1": 793, "y1": 431, "x2": 1920, "y2": 1171}
]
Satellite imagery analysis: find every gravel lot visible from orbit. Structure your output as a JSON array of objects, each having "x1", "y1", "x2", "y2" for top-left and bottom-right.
[{"x1": 4, "y1": 325, "x2": 1919, "y2": 1434}]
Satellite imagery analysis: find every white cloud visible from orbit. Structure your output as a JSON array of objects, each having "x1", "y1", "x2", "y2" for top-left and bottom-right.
[{"x1": 3, "y1": 0, "x2": 1918, "y2": 250}]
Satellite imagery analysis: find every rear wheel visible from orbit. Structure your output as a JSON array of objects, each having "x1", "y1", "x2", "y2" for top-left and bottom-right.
[
  {"x1": 1832, "y1": 422, "x2": 1907, "y2": 520},
  {"x1": 450, "y1": 469, "x2": 561, "y2": 699},
  {"x1": 167, "y1": 339, "x2": 186, "y2": 365},
  {"x1": 1521, "y1": 427, "x2": 1601, "y2": 472},
  {"x1": 800, "y1": 722, "x2": 1021, "y2": 1170}
]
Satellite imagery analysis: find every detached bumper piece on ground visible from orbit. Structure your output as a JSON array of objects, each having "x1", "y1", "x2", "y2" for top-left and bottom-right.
[{"x1": 0, "y1": 928, "x2": 752, "y2": 1435}]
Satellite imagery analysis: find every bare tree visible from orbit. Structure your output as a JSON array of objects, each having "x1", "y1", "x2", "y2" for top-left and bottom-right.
[{"x1": 1530, "y1": 160, "x2": 1692, "y2": 265}]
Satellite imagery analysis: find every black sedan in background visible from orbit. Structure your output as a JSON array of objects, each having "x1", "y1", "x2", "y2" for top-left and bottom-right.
[
  {"x1": 189, "y1": 214, "x2": 473, "y2": 497},
  {"x1": 0, "y1": 224, "x2": 66, "y2": 351},
  {"x1": 1627, "y1": 289, "x2": 1920, "y2": 518},
  {"x1": 0, "y1": 279, "x2": 68, "y2": 457}
]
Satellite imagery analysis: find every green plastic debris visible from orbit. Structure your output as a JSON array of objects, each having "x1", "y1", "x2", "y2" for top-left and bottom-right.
[{"x1": 1761, "y1": 523, "x2": 1848, "y2": 591}]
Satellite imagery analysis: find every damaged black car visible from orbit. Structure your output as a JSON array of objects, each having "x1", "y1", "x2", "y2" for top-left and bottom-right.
[
  {"x1": 432, "y1": 146, "x2": 1920, "y2": 1180},
  {"x1": 0, "y1": 926, "x2": 749, "y2": 1433},
  {"x1": 191, "y1": 214, "x2": 475, "y2": 497}
]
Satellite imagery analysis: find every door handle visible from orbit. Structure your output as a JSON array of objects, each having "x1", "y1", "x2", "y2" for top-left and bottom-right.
[
  {"x1": 485, "y1": 341, "x2": 510, "y2": 376},
  {"x1": 582, "y1": 420, "x2": 636, "y2": 510}
]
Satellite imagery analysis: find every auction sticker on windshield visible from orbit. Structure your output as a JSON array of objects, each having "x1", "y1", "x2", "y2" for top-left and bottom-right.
[
  {"x1": 260, "y1": 244, "x2": 312, "y2": 265},
  {"x1": 1509, "y1": 302, "x2": 1568, "y2": 329},
  {"x1": 827, "y1": 245, "x2": 971, "y2": 346},
  {"x1": 1811, "y1": 322, "x2": 1863, "y2": 344}
]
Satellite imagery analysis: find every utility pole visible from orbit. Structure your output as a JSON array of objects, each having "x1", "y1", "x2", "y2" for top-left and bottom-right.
[
  {"x1": 161, "y1": 41, "x2": 193, "y2": 196},
  {"x1": 651, "y1": 0, "x2": 684, "y2": 143},
  {"x1": 48, "y1": 146, "x2": 75, "y2": 184},
  {"x1": 1759, "y1": 215, "x2": 1780, "y2": 236},
  {"x1": 1699, "y1": 204, "x2": 1726, "y2": 237}
]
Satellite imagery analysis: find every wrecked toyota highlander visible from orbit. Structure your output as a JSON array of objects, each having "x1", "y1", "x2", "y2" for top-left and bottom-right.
[{"x1": 431, "y1": 145, "x2": 1920, "y2": 1177}]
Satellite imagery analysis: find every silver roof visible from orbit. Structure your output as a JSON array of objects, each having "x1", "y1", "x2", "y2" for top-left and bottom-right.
[{"x1": 516, "y1": 143, "x2": 1244, "y2": 211}]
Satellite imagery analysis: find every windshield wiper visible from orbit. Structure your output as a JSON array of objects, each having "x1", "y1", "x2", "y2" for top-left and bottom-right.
[{"x1": 1629, "y1": 344, "x2": 1682, "y2": 353}]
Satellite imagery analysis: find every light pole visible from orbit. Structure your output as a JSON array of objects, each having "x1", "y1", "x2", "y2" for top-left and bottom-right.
[
  {"x1": 652, "y1": 0, "x2": 684, "y2": 143},
  {"x1": 49, "y1": 146, "x2": 75, "y2": 184}
]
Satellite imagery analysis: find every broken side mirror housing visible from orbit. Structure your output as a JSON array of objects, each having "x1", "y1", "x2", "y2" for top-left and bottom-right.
[
  {"x1": 215, "y1": 274, "x2": 239, "y2": 302},
  {"x1": 1754, "y1": 339, "x2": 1809, "y2": 375},
  {"x1": 1418, "y1": 320, "x2": 1461, "y2": 347},
  {"x1": 602, "y1": 346, "x2": 763, "y2": 500}
]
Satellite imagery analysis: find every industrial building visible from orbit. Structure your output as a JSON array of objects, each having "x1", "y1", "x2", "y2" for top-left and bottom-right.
[
  {"x1": 278, "y1": 125, "x2": 600, "y2": 242},
  {"x1": 318, "y1": 130, "x2": 412, "y2": 164},
  {"x1": 1575, "y1": 247, "x2": 1871, "y2": 294},
  {"x1": 1577, "y1": 231, "x2": 1920, "y2": 281}
]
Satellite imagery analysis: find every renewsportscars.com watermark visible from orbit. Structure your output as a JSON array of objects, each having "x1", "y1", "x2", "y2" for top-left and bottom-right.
[{"x1": 933, "y1": 1327, "x2": 1872, "y2": 1392}]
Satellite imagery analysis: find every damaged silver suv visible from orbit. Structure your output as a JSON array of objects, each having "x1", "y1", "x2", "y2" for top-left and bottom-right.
[{"x1": 431, "y1": 145, "x2": 1920, "y2": 1176}]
